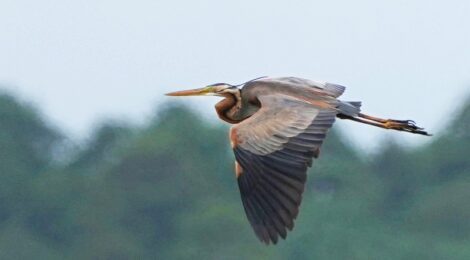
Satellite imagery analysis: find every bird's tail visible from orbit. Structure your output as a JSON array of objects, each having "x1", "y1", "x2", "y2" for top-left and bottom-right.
[{"x1": 337, "y1": 101, "x2": 362, "y2": 117}]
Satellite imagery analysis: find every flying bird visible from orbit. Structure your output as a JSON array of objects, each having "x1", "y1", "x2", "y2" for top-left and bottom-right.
[{"x1": 165, "y1": 77, "x2": 430, "y2": 245}]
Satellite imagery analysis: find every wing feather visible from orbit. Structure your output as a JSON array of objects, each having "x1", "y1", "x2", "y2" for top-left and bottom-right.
[{"x1": 231, "y1": 94, "x2": 338, "y2": 244}]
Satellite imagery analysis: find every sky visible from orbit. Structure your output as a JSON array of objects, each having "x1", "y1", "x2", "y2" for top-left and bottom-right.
[{"x1": 1, "y1": 0, "x2": 469, "y2": 151}]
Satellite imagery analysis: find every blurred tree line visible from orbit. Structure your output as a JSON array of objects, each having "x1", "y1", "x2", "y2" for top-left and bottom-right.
[{"x1": 0, "y1": 91, "x2": 469, "y2": 259}]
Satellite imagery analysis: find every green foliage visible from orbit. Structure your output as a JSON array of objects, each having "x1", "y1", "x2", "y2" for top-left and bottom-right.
[{"x1": 0, "y1": 92, "x2": 469, "y2": 259}]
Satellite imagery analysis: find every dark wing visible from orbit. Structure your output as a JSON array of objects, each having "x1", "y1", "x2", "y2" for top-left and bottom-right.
[{"x1": 230, "y1": 94, "x2": 337, "y2": 244}]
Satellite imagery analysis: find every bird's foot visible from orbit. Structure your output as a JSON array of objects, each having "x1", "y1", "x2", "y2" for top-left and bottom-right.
[{"x1": 384, "y1": 119, "x2": 431, "y2": 136}]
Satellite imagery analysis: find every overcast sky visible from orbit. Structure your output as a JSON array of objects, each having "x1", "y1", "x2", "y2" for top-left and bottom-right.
[{"x1": 1, "y1": 0, "x2": 469, "y2": 151}]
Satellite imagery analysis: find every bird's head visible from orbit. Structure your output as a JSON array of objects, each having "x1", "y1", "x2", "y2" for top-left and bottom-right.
[{"x1": 165, "y1": 83, "x2": 238, "y2": 97}]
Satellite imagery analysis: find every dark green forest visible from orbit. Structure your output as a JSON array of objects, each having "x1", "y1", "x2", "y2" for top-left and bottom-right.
[{"x1": 0, "y1": 90, "x2": 469, "y2": 259}]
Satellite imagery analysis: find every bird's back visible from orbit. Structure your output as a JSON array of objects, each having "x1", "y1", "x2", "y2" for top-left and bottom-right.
[
  {"x1": 241, "y1": 77, "x2": 361, "y2": 117},
  {"x1": 242, "y1": 77, "x2": 343, "y2": 105}
]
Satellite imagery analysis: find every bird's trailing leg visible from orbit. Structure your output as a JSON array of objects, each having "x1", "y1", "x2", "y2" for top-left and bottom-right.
[{"x1": 338, "y1": 113, "x2": 431, "y2": 136}]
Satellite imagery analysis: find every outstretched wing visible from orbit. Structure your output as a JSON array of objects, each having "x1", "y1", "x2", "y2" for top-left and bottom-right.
[{"x1": 230, "y1": 94, "x2": 338, "y2": 244}]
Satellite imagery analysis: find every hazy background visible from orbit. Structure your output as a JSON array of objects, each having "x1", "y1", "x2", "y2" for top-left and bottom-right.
[
  {"x1": 2, "y1": 0, "x2": 470, "y2": 150},
  {"x1": 1, "y1": 1, "x2": 470, "y2": 259}
]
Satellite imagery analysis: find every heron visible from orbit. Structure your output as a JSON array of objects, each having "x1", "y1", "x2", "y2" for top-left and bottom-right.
[{"x1": 165, "y1": 76, "x2": 430, "y2": 245}]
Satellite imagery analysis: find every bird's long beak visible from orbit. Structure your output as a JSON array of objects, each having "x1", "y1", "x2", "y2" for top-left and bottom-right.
[{"x1": 165, "y1": 86, "x2": 214, "y2": 96}]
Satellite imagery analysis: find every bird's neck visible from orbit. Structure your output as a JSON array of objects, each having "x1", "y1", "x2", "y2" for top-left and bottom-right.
[{"x1": 215, "y1": 91, "x2": 245, "y2": 124}]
